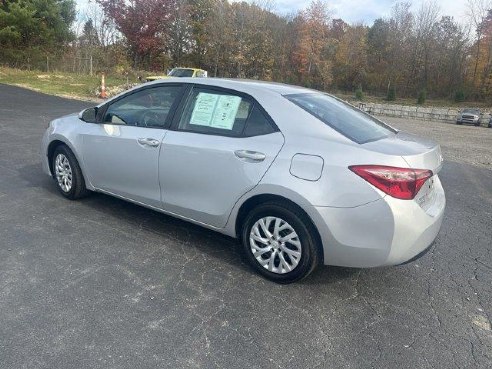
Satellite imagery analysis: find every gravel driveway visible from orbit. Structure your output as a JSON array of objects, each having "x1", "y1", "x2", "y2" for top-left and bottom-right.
[{"x1": 381, "y1": 116, "x2": 492, "y2": 171}]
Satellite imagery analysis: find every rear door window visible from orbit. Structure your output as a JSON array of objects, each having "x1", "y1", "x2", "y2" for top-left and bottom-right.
[
  {"x1": 285, "y1": 93, "x2": 396, "y2": 144},
  {"x1": 177, "y1": 88, "x2": 252, "y2": 136},
  {"x1": 176, "y1": 87, "x2": 278, "y2": 137}
]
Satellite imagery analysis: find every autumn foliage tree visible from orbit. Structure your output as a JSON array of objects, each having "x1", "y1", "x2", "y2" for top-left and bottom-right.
[
  {"x1": 96, "y1": 0, "x2": 174, "y2": 67},
  {"x1": 334, "y1": 24, "x2": 367, "y2": 90},
  {"x1": 4, "y1": 0, "x2": 492, "y2": 102},
  {"x1": 291, "y1": 1, "x2": 332, "y2": 88},
  {"x1": 74, "y1": 0, "x2": 492, "y2": 101},
  {"x1": 472, "y1": 9, "x2": 492, "y2": 98}
]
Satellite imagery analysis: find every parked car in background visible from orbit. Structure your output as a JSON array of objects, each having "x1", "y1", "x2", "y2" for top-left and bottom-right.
[
  {"x1": 488, "y1": 116, "x2": 492, "y2": 128},
  {"x1": 146, "y1": 67, "x2": 208, "y2": 82},
  {"x1": 456, "y1": 108, "x2": 481, "y2": 126},
  {"x1": 41, "y1": 79, "x2": 445, "y2": 283}
]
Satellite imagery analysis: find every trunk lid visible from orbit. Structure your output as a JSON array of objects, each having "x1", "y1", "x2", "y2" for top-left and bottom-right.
[{"x1": 362, "y1": 131, "x2": 443, "y2": 173}]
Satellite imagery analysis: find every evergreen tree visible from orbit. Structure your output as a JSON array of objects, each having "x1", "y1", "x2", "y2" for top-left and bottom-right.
[{"x1": 0, "y1": 0, "x2": 76, "y2": 49}]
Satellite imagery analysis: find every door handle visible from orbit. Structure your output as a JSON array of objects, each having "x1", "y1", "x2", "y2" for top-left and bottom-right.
[
  {"x1": 234, "y1": 150, "x2": 266, "y2": 162},
  {"x1": 138, "y1": 138, "x2": 160, "y2": 147}
]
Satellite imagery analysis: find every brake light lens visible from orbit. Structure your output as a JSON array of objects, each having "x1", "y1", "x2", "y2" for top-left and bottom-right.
[{"x1": 349, "y1": 165, "x2": 433, "y2": 200}]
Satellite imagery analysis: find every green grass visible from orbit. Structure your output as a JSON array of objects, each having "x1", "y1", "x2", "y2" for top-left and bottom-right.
[{"x1": 0, "y1": 67, "x2": 132, "y2": 101}]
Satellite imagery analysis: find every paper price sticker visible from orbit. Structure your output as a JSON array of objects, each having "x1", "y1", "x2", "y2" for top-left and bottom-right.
[{"x1": 189, "y1": 92, "x2": 242, "y2": 130}]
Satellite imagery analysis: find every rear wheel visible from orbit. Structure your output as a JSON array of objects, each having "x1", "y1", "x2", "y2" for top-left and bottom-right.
[
  {"x1": 52, "y1": 145, "x2": 89, "y2": 200},
  {"x1": 241, "y1": 202, "x2": 320, "y2": 283}
]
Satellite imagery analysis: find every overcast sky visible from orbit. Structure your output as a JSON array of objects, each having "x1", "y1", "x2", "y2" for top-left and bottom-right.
[
  {"x1": 76, "y1": 0, "x2": 470, "y2": 25},
  {"x1": 261, "y1": 0, "x2": 469, "y2": 24}
]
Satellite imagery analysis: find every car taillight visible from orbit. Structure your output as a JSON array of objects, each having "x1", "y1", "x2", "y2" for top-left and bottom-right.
[{"x1": 349, "y1": 165, "x2": 433, "y2": 200}]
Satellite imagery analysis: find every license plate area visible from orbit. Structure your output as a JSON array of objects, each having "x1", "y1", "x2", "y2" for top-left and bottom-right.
[{"x1": 416, "y1": 175, "x2": 436, "y2": 210}]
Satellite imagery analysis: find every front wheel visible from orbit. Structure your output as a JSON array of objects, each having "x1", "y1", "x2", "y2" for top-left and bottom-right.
[
  {"x1": 52, "y1": 145, "x2": 89, "y2": 200},
  {"x1": 241, "y1": 202, "x2": 321, "y2": 283}
]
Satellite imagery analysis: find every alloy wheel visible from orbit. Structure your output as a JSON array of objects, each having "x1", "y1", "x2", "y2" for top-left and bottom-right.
[
  {"x1": 249, "y1": 216, "x2": 302, "y2": 274},
  {"x1": 55, "y1": 153, "x2": 73, "y2": 193}
]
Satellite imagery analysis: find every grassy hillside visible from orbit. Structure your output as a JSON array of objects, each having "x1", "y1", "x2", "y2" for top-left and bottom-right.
[{"x1": 0, "y1": 67, "x2": 133, "y2": 101}]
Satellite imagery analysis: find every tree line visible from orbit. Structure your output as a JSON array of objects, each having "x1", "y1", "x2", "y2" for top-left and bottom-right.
[{"x1": 1, "y1": 0, "x2": 492, "y2": 101}]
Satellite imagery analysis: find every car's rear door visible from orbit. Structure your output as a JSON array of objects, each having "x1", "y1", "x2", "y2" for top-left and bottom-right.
[
  {"x1": 159, "y1": 85, "x2": 284, "y2": 228},
  {"x1": 81, "y1": 84, "x2": 185, "y2": 207}
]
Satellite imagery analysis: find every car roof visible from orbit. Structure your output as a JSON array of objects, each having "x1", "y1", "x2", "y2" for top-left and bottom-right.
[
  {"x1": 146, "y1": 77, "x2": 313, "y2": 96},
  {"x1": 172, "y1": 67, "x2": 205, "y2": 72}
]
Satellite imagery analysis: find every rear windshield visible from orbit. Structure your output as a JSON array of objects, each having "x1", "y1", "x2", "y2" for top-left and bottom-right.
[
  {"x1": 169, "y1": 68, "x2": 194, "y2": 77},
  {"x1": 285, "y1": 93, "x2": 396, "y2": 144}
]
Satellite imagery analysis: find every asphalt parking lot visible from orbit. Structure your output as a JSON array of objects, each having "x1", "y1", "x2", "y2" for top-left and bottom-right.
[{"x1": 0, "y1": 84, "x2": 491, "y2": 369}]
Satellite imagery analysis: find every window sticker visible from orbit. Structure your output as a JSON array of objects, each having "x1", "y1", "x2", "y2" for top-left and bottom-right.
[
  {"x1": 189, "y1": 92, "x2": 242, "y2": 130},
  {"x1": 211, "y1": 95, "x2": 242, "y2": 129},
  {"x1": 189, "y1": 93, "x2": 219, "y2": 126}
]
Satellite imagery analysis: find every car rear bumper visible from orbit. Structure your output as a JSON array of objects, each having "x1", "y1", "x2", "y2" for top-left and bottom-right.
[
  {"x1": 310, "y1": 175, "x2": 445, "y2": 268},
  {"x1": 398, "y1": 240, "x2": 435, "y2": 265}
]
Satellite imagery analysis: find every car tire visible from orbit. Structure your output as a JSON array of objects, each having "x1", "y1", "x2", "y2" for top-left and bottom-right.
[
  {"x1": 241, "y1": 201, "x2": 321, "y2": 284},
  {"x1": 456, "y1": 121, "x2": 462, "y2": 125},
  {"x1": 52, "y1": 145, "x2": 89, "y2": 200}
]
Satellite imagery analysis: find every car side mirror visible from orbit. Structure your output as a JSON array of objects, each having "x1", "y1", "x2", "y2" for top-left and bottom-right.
[{"x1": 79, "y1": 107, "x2": 98, "y2": 123}]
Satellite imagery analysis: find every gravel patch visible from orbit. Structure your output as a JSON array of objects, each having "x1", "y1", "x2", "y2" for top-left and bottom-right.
[{"x1": 380, "y1": 116, "x2": 492, "y2": 171}]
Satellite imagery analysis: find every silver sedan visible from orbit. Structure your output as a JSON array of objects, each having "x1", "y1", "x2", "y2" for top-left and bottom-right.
[{"x1": 41, "y1": 78, "x2": 446, "y2": 283}]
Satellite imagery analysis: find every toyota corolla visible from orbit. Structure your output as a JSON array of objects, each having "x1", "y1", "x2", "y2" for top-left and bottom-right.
[{"x1": 41, "y1": 79, "x2": 446, "y2": 283}]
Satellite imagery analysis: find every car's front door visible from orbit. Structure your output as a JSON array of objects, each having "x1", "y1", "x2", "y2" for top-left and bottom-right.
[
  {"x1": 159, "y1": 86, "x2": 284, "y2": 228},
  {"x1": 81, "y1": 84, "x2": 184, "y2": 207}
]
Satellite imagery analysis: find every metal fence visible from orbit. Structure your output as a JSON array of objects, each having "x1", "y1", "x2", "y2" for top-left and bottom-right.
[{"x1": 1, "y1": 52, "x2": 98, "y2": 75}]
